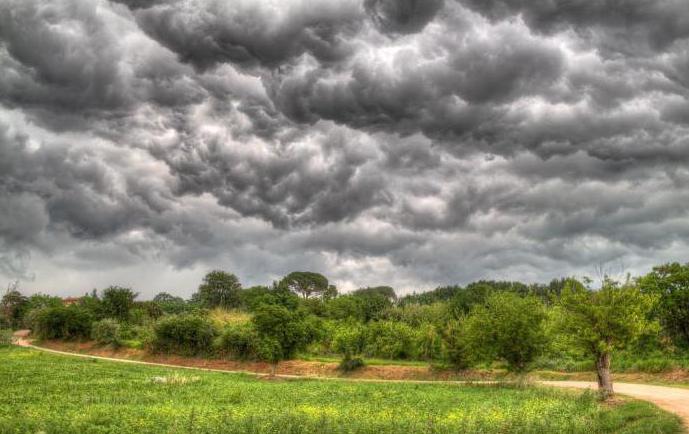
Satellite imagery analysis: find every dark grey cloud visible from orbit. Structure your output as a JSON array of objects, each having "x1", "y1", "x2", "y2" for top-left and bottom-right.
[
  {"x1": 365, "y1": 0, "x2": 444, "y2": 34},
  {"x1": 460, "y1": 0, "x2": 689, "y2": 55},
  {"x1": 1, "y1": 0, "x2": 689, "y2": 295},
  {"x1": 132, "y1": 0, "x2": 363, "y2": 70}
]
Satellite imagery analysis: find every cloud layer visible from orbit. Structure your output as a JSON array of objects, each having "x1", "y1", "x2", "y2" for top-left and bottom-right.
[{"x1": 1, "y1": 0, "x2": 688, "y2": 297}]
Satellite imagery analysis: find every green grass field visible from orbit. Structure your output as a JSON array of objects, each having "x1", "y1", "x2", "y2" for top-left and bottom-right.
[{"x1": 0, "y1": 347, "x2": 683, "y2": 434}]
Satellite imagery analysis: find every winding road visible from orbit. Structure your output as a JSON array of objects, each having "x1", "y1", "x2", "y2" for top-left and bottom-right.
[{"x1": 11, "y1": 331, "x2": 689, "y2": 427}]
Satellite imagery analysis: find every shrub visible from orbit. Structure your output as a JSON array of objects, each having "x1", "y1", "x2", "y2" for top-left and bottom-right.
[
  {"x1": 33, "y1": 306, "x2": 93, "y2": 340},
  {"x1": 215, "y1": 324, "x2": 260, "y2": 360},
  {"x1": 152, "y1": 315, "x2": 217, "y2": 356},
  {"x1": 441, "y1": 319, "x2": 471, "y2": 370},
  {"x1": 119, "y1": 324, "x2": 154, "y2": 346},
  {"x1": 251, "y1": 305, "x2": 315, "y2": 373},
  {"x1": 0, "y1": 329, "x2": 12, "y2": 346},
  {"x1": 100, "y1": 286, "x2": 138, "y2": 322},
  {"x1": 91, "y1": 319, "x2": 122, "y2": 347},
  {"x1": 332, "y1": 323, "x2": 365, "y2": 359},
  {"x1": 629, "y1": 358, "x2": 674, "y2": 373},
  {"x1": 338, "y1": 355, "x2": 365, "y2": 372},
  {"x1": 0, "y1": 313, "x2": 11, "y2": 329},
  {"x1": 463, "y1": 292, "x2": 548, "y2": 372},
  {"x1": 363, "y1": 321, "x2": 416, "y2": 359},
  {"x1": 416, "y1": 323, "x2": 442, "y2": 361}
]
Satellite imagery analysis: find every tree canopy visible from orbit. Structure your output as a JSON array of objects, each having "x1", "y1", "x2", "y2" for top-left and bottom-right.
[{"x1": 194, "y1": 271, "x2": 242, "y2": 309}]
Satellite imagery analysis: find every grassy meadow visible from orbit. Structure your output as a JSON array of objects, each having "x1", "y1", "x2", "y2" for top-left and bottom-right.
[{"x1": 0, "y1": 347, "x2": 683, "y2": 434}]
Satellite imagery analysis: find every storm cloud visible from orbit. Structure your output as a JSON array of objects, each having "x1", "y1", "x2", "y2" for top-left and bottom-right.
[{"x1": 1, "y1": 0, "x2": 688, "y2": 297}]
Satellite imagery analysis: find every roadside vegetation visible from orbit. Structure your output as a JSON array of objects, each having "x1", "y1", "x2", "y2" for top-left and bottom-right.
[
  {"x1": 3, "y1": 262, "x2": 689, "y2": 397},
  {"x1": 0, "y1": 346, "x2": 682, "y2": 434}
]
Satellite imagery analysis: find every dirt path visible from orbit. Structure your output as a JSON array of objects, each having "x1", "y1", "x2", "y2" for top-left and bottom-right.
[
  {"x1": 541, "y1": 380, "x2": 689, "y2": 425},
  {"x1": 11, "y1": 331, "x2": 689, "y2": 426}
]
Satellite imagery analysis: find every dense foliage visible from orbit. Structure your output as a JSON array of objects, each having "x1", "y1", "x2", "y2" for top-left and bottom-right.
[
  {"x1": 32, "y1": 306, "x2": 93, "y2": 340},
  {"x1": 152, "y1": 315, "x2": 217, "y2": 356},
  {"x1": 9, "y1": 262, "x2": 689, "y2": 395}
]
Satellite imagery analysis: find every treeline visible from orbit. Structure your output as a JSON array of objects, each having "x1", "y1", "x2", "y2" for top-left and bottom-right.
[{"x1": 3, "y1": 264, "x2": 689, "y2": 396}]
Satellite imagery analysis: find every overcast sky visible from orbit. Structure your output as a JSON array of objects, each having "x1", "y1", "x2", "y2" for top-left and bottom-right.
[{"x1": 1, "y1": 0, "x2": 688, "y2": 298}]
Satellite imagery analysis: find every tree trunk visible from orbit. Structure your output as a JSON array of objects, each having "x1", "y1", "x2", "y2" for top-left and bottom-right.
[
  {"x1": 270, "y1": 362, "x2": 277, "y2": 377},
  {"x1": 596, "y1": 352, "x2": 613, "y2": 398}
]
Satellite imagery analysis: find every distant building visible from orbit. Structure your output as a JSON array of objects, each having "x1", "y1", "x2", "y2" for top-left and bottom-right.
[{"x1": 62, "y1": 297, "x2": 81, "y2": 306}]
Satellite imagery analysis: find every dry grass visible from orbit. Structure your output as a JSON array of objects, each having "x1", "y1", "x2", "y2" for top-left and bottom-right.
[{"x1": 208, "y1": 308, "x2": 252, "y2": 328}]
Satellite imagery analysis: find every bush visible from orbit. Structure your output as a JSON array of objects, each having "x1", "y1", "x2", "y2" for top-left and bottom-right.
[
  {"x1": 215, "y1": 324, "x2": 260, "y2": 360},
  {"x1": 441, "y1": 319, "x2": 471, "y2": 370},
  {"x1": 363, "y1": 321, "x2": 416, "y2": 359},
  {"x1": 0, "y1": 329, "x2": 12, "y2": 346},
  {"x1": 338, "y1": 355, "x2": 365, "y2": 372},
  {"x1": 33, "y1": 306, "x2": 93, "y2": 340},
  {"x1": 416, "y1": 323, "x2": 442, "y2": 361},
  {"x1": 91, "y1": 319, "x2": 122, "y2": 347},
  {"x1": 100, "y1": 286, "x2": 138, "y2": 322},
  {"x1": 332, "y1": 323, "x2": 365, "y2": 358},
  {"x1": 463, "y1": 292, "x2": 547, "y2": 372},
  {"x1": 152, "y1": 315, "x2": 217, "y2": 356}
]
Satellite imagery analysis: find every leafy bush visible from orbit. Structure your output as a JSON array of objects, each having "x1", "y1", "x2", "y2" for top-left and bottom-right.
[
  {"x1": 363, "y1": 321, "x2": 417, "y2": 359},
  {"x1": 415, "y1": 323, "x2": 442, "y2": 361},
  {"x1": 91, "y1": 319, "x2": 122, "y2": 347},
  {"x1": 338, "y1": 355, "x2": 365, "y2": 372},
  {"x1": 152, "y1": 315, "x2": 217, "y2": 356},
  {"x1": 379, "y1": 303, "x2": 449, "y2": 327},
  {"x1": 215, "y1": 324, "x2": 260, "y2": 360},
  {"x1": 441, "y1": 319, "x2": 471, "y2": 369},
  {"x1": 251, "y1": 305, "x2": 316, "y2": 373},
  {"x1": 463, "y1": 292, "x2": 547, "y2": 372},
  {"x1": 152, "y1": 292, "x2": 188, "y2": 315},
  {"x1": 0, "y1": 313, "x2": 10, "y2": 329},
  {"x1": 332, "y1": 322, "x2": 365, "y2": 358},
  {"x1": 100, "y1": 286, "x2": 138, "y2": 322},
  {"x1": 32, "y1": 306, "x2": 93, "y2": 340},
  {"x1": 0, "y1": 329, "x2": 12, "y2": 346}
]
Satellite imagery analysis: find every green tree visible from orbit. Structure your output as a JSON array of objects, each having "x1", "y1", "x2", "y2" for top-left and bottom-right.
[
  {"x1": 279, "y1": 272, "x2": 330, "y2": 299},
  {"x1": 441, "y1": 319, "x2": 471, "y2": 369},
  {"x1": 637, "y1": 262, "x2": 689, "y2": 347},
  {"x1": 556, "y1": 278, "x2": 656, "y2": 397},
  {"x1": 100, "y1": 286, "x2": 137, "y2": 322},
  {"x1": 332, "y1": 322, "x2": 366, "y2": 360},
  {"x1": 1, "y1": 288, "x2": 28, "y2": 329},
  {"x1": 152, "y1": 292, "x2": 187, "y2": 314},
  {"x1": 463, "y1": 292, "x2": 548, "y2": 373},
  {"x1": 351, "y1": 287, "x2": 397, "y2": 322},
  {"x1": 448, "y1": 283, "x2": 492, "y2": 317},
  {"x1": 251, "y1": 305, "x2": 313, "y2": 375},
  {"x1": 195, "y1": 271, "x2": 242, "y2": 309},
  {"x1": 325, "y1": 295, "x2": 366, "y2": 321},
  {"x1": 332, "y1": 322, "x2": 366, "y2": 371}
]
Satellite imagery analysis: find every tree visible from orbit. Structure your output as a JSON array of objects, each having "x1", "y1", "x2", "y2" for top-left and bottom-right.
[
  {"x1": 195, "y1": 271, "x2": 242, "y2": 309},
  {"x1": 251, "y1": 304, "x2": 313, "y2": 375},
  {"x1": 1, "y1": 286, "x2": 29, "y2": 329},
  {"x1": 463, "y1": 292, "x2": 548, "y2": 373},
  {"x1": 351, "y1": 287, "x2": 397, "y2": 321},
  {"x1": 279, "y1": 272, "x2": 330, "y2": 299},
  {"x1": 637, "y1": 262, "x2": 689, "y2": 347},
  {"x1": 325, "y1": 295, "x2": 366, "y2": 321},
  {"x1": 100, "y1": 286, "x2": 138, "y2": 322},
  {"x1": 441, "y1": 319, "x2": 471, "y2": 370},
  {"x1": 556, "y1": 278, "x2": 656, "y2": 398},
  {"x1": 448, "y1": 283, "x2": 492, "y2": 317},
  {"x1": 332, "y1": 322, "x2": 366, "y2": 371},
  {"x1": 153, "y1": 292, "x2": 187, "y2": 314}
]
